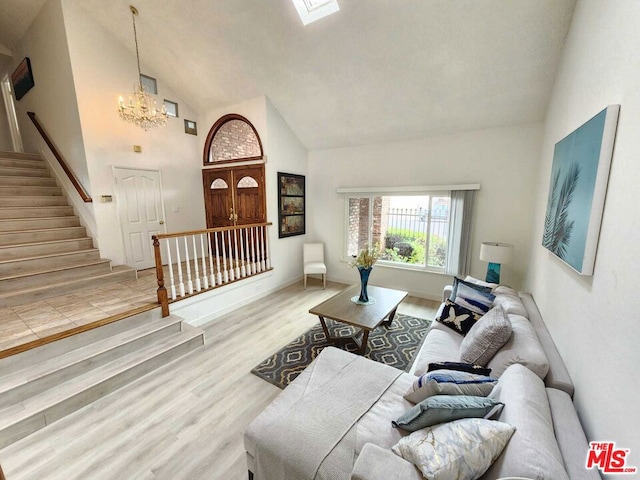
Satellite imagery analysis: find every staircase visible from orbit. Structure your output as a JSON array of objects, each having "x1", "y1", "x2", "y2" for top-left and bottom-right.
[
  {"x1": 0, "y1": 151, "x2": 136, "y2": 308},
  {"x1": 0, "y1": 308, "x2": 204, "y2": 448}
]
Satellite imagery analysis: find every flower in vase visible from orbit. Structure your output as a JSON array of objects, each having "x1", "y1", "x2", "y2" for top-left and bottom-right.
[{"x1": 349, "y1": 244, "x2": 382, "y2": 270}]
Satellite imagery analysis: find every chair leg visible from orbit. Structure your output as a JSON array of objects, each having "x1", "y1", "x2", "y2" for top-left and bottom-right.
[
  {"x1": 323, "y1": 274, "x2": 326, "y2": 289},
  {"x1": 304, "y1": 274, "x2": 307, "y2": 289}
]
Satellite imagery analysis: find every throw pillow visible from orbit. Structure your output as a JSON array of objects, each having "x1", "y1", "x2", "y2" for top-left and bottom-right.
[
  {"x1": 460, "y1": 305, "x2": 512, "y2": 366},
  {"x1": 450, "y1": 276, "x2": 494, "y2": 297},
  {"x1": 435, "y1": 300, "x2": 482, "y2": 335},
  {"x1": 450, "y1": 277, "x2": 496, "y2": 315},
  {"x1": 392, "y1": 395, "x2": 504, "y2": 432},
  {"x1": 392, "y1": 418, "x2": 515, "y2": 480},
  {"x1": 427, "y1": 361, "x2": 492, "y2": 376},
  {"x1": 404, "y1": 369, "x2": 498, "y2": 404},
  {"x1": 464, "y1": 275, "x2": 499, "y2": 290}
]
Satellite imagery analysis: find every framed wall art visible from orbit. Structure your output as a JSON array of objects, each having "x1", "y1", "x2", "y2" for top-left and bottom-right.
[
  {"x1": 542, "y1": 104, "x2": 620, "y2": 275},
  {"x1": 278, "y1": 172, "x2": 305, "y2": 238},
  {"x1": 11, "y1": 57, "x2": 35, "y2": 101}
]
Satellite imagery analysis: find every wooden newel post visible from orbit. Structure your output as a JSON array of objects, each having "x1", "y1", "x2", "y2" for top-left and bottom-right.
[{"x1": 153, "y1": 236, "x2": 170, "y2": 317}]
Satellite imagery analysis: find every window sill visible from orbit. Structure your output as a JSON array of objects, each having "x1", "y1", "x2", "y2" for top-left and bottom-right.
[{"x1": 341, "y1": 257, "x2": 448, "y2": 276}]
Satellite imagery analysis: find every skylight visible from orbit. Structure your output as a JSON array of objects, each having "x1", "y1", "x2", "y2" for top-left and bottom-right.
[{"x1": 292, "y1": 0, "x2": 339, "y2": 25}]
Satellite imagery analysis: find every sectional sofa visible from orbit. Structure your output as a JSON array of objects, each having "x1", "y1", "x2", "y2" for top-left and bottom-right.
[{"x1": 244, "y1": 282, "x2": 601, "y2": 480}]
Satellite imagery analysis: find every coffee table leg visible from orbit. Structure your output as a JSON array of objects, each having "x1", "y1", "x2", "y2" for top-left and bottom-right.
[
  {"x1": 382, "y1": 306, "x2": 399, "y2": 327},
  {"x1": 318, "y1": 316, "x2": 331, "y2": 340},
  {"x1": 358, "y1": 330, "x2": 370, "y2": 355}
]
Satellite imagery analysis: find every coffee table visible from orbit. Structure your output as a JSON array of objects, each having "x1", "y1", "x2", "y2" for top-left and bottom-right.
[{"x1": 308, "y1": 284, "x2": 408, "y2": 355}]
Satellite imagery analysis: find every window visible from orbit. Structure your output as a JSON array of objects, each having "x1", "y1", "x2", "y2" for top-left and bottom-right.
[
  {"x1": 341, "y1": 185, "x2": 478, "y2": 276},
  {"x1": 347, "y1": 194, "x2": 450, "y2": 271}
]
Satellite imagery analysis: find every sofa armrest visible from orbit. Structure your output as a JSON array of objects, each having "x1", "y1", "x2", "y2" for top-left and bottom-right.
[
  {"x1": 547, "y1": 388, "x2": 602, "y2": 480},
  {"x1": 351, "y1": 443, "x2": 421, "y2": 480},
  {"x1": 442, "y1": 285, "x2": 452, "y2": 302}
]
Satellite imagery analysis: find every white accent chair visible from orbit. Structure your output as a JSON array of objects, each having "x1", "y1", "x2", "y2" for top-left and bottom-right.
[{"x1": 303, "y1": 243, "x2": 326, "y2": 289}]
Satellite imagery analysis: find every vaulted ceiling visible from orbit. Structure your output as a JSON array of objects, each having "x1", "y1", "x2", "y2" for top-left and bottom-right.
[{"x1": 1, "y1": 0, "x2": 576, "y2": 150}]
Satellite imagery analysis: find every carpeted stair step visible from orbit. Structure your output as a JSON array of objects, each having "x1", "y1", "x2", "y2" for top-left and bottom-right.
[
  {"x1": 0, "y1": 226, "x2": 87, "y2": 247},
  {"x1": 0, "y1": 186, "x2": 62, "y2": 196},
  {"x1": 0, "y1": 166, "x2": 51, "y2": 178},
  {"x1": 0, "y1": 249, "x2": 100, "y2": 276},
  {"x1": 0, "y1": 216, "x2": 80, "y2": 232},
  {"x1": 0, "y1": 238, "x2": 94, "y2": 260},
  {"x1": 0, "y1": 157, "x2": 47, "y2": 170},
  {"x1": 0, "y1": 206, "x2": 74, "y2": 219},
  {"x1": 0, "y1": 175, "x2": 57, "y2": 187},
  {"x1": 0, "y1": 196, "x2": 69, "y2": 207},
  {"x1": 0, "y1": 321, "x2": 204, "y2": 448}
]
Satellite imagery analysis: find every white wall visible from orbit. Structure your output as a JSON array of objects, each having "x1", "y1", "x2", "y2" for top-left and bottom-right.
[
  {"x1": 526, "y1": 0, "x2": 640, "y2": 459},
  {"x1": 173, "y1": 96, "x2": 309, "y2": 324},
  {"x1": 1, "y1": 0, "x2": 89, "y2": 192},
  {"x1": 61, "y1": 0, "x2": 203, "y2": 264},
  {"x1": 308, "y1": 124, "x2": 543, "y2": 300}
]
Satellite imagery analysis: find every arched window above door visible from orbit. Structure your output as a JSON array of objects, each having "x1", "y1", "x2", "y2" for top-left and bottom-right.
[{"x1": 203, "y1": 114, "x2": 264, "y2": 166}]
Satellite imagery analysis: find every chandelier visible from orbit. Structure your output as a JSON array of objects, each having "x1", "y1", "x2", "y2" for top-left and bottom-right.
[{"x1": 118, "y1": 5, "x2": 167, "y2": 131}]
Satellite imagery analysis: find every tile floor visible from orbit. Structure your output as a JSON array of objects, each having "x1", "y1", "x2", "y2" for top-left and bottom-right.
[{"x1": 0, "y1": 269, "x2": 159, "y2": 352}]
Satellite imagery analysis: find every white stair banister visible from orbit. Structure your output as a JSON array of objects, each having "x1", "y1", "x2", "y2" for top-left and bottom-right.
[
  {"x1": 183, "y1": 237, "x2": 194, "y2": 294},
  {"x1": 165, "y1": 240, "x2": 177, "y2": 300},
  {"x1": 174, "y1": 237, "x2": 185, "y2": 297},
  {"x1": 192, "y1": 235, "x2": 202, "y2": 292}
]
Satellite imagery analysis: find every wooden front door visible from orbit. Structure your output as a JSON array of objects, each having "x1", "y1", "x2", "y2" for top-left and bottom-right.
[{"x1": 203, "y1": 165, "x2": 266, "y2": 228}]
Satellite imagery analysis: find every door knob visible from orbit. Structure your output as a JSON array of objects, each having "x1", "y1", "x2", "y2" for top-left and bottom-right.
[{"x1": 159, "y1": 220, "x2": 165, "y2": 225}]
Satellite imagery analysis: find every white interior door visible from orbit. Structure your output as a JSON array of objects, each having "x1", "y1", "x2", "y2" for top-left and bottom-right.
[{"x1": 114, "y1": 167, "x2": 166, "y2": 270}]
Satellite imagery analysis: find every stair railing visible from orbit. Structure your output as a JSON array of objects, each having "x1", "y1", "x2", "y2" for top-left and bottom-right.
[
  {"x1": 27, "y1": 111, "x2": 92, "y2": 203},
  {"x1": 152, "y1": 222, "x2": 273, "y2": 317}
]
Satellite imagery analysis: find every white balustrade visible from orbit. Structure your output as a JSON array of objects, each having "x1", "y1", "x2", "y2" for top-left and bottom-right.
[{"x1": 152, "y1": 223, "x2": 273, "y2": 316}]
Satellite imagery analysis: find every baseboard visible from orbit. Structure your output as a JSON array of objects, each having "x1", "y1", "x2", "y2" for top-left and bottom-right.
[
  {"x1": 326, "y1": 274, "x2": 442, "y2": 302},
  {"x1": 172, "y1": 272, "x2": 304, "y2": 327}
]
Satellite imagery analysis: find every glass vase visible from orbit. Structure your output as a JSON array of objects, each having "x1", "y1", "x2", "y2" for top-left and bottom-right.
[{"x1": 358, "y1": 266, "x2": 371, "y2": 302}]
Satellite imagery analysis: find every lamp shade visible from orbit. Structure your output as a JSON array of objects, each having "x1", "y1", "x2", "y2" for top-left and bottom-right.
[{"x1": 479, "y1": 242, "x2": 513, "y2": 264}]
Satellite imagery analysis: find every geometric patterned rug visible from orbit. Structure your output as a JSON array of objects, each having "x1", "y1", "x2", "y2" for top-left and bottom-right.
[{"x1": 250, "y1": 314, "x2": 432, "y2": 389}]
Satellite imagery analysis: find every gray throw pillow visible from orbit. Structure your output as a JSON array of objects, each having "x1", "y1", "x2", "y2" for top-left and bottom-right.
[
  {"x1": 460, "y1": 305, "x2": 512, "y2": 366},
  {"x1": 392, "y1": 395, "x2": 504, "y2": 432}
]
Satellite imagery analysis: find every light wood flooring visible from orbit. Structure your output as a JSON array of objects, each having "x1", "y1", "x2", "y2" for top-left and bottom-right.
[{"x1": 0, "y1": 279, "x2": 439, "y2": 479}]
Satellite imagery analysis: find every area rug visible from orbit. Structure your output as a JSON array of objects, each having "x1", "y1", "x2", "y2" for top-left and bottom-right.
[{"x1": 251, "y1": 314, "x2": 432, "y2": 389}]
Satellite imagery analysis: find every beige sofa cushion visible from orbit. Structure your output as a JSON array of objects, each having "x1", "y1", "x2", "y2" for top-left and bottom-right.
[
  {"x1": 484, "y1": 364, "x2": 569, "y2": 480},
  {"x1": 487, "y1": 315, "x2": 550, "y2": 379}
]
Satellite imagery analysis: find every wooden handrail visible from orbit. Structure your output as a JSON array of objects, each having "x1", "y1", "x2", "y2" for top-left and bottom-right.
[
  {"x1": 153, "y1": 222, "x2": 273, "y2": 240},
  {"x1": 27, "y1": 111, "x2": 92, "y2": 203}
]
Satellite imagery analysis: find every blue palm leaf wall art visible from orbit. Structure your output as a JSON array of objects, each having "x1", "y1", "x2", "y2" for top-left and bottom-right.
[{"x1": 541, "y1": 105, "x2": 620, "y2": 275}]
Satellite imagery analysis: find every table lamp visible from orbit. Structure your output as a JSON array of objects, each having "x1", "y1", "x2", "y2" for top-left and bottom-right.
[{"x1": 479, "y1": 242, "x2": 513, "y2": 284}]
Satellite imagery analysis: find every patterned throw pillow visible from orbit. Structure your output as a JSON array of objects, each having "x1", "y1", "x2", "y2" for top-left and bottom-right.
[
  {"x1": 460, "y1": 305, "x2": 512, "y2": 366},
  {"x1": 392, "y1": 395, "x2": 504, "y2": 432},
  {"x1": 436, "y1": 300, "x2": 482, "y2": 335},
  {"x1": 404, "y1": 369, "x2": 498, "y2": 404},
  {"x1": 392, "y1": 418, "x2": 515, "y2": 480},
  {"x1": 450, "y1": 277, "x2": 496, "y2": 315}
]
